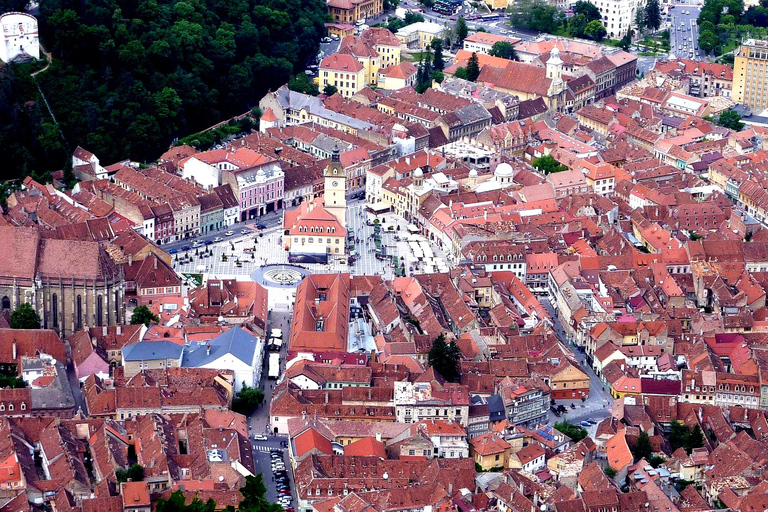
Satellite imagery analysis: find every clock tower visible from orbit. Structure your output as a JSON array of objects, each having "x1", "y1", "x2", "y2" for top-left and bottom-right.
[{"x1": 323, "y1": 145, "x2": 347, "y2": 228}]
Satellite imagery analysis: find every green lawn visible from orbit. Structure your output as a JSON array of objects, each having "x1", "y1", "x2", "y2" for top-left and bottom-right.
[{"x1": 404, "y1": 51, "x2": 430, "y2": 63}]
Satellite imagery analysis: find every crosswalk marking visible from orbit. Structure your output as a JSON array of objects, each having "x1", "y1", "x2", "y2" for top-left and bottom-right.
[{"x1": 253, "y1": 445, "x2": 274, "y2": 453}]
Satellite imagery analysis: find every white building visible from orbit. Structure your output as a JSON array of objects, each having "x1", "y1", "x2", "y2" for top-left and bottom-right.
[
  {"x1": 182, "y1": 326, "x2": 264, "y2": 392},
  {"x1": 0, "y1": 12, "x2": 39, "y2": 63},
  {"x1": 594, "y1": 0, "x2": 644, "y2": 39}
]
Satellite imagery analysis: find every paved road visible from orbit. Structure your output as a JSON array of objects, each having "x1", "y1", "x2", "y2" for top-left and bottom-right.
[
  {"x1": 162, "y1": 209, "x2": 283, "y2": 252},
  {"x1": 541, "y1": 297, "x2": 614, "y2": 426},
  {"x1": 64, "y1": 342, "x2": 87, "y2": 415},
  {"x1": 670, "y1": 5, "x2": 704, "y2": 60}
]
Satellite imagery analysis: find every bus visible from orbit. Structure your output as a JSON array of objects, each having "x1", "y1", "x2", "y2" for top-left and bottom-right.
[{"x1": 268, "y1": 352, "x2": 280, "y2": 379}]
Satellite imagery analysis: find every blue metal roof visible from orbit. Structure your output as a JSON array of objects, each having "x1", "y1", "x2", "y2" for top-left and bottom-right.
[
  {"x1": 122, "y1": 341, "x2": 183, "y2": 361},
  {"x1": 182, "y1": 326, "x2": 259, "y2": 368}
]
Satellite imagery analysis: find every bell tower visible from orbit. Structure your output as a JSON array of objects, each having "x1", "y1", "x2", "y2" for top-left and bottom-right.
[{"x1": 323, "y1": 145, "x2": 347, "y2": 227}]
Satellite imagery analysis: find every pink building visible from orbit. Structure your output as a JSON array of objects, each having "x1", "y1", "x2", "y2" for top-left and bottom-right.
[{"x1": 70, "y1": 331, "x2": 110, "y2": 381}]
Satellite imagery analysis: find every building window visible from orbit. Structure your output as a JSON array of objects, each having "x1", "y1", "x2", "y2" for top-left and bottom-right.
[
  {"x1": 1, "y1": 297, "x2": 9, "y2": 310},
  {"x1": 97, "y1": 296, "x2": 103, "y2": 327},
  {"x1": 52, "y1": 293, "x2": 58, "y2": 328},
  {"x1": 76, "y1": 295, "x2": 82, "y2": 330}
]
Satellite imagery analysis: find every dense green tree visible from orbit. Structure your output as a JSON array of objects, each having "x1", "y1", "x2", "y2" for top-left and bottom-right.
[
  {"x1": 10, "y1": 303, "x2": 40, "y2": 329},
  {"x1": 454, "y1": 67, "x2": 468, "y2": 79},
  {"x1": 532, "y1": 155, "x2": 567, "y2": 173},
  {"x1": 508, "y1": 0, "x2": 564, "y2": 33},
  {"x1": 644, "y1": 0, "x2": 662, "y2": 30},
  {"x1": 0, "y1": 0, "x2": 329, "y2": 181},
  {"x1": 633, "y1": 431, "x2": 653, "y2": 462},
  {"x1": 489, "y1": 41, "x2": 518, "y2": 60},
  {"x1": 604, "y1": 466, "x2": 617, "y2": 478},
  {"x1": 619, "y1": 30, "x2": 633, "y2": 50},
  {"x1": 635, "y1": 8, "x2": 645, "y2": 33},
  {"x1": 686, "y1": 424, "x2": 705, "y2": 453},
  {"x1": 698, "y1": 29, "x2": 718, "y2": 52},
  {"x1": 573, "y1": 0, "x2": 601, "y2": 21},
  {"x1": 322, "y1": 84, "x2": 338, "y2": 96},
  {"x1": 384, "y1": 0, "x2": 400, "y2": 10},
  {"x1": 465, "y1": 52, "x2": 480, "y2": 81},
  {"x1": 232, "y1": 384, "x2": 265, "y2": 415},
  {"x1": 569, "y1": 13, "x2": 589, "y2": 37},
  {"x1": 554, "y1": 420, "x2": 588, "y2": 442},
  {"x1": 431, "y1": 38, "x2": 445, "y2": 70},
  {"x1": 717, "y1": 109, "x2": 745, "y2": 130},
  {"x1": 288, "y1": 73, "x2": 319, "y2": 95},
  {"x1": 239, "y1": 475, "x2": 284, "y2": 512},
  {"x1": 427, "y1": 333, "x2": 462, "y2": 382},
  {"x1": 668, "y1": 421, "x2": 691, "y2": 453},
  {"x1": 415, "y1": 52, "x2": 434, "y2": 93},
  {"x1": 156, "y1": 490, "x2": 216, "y2": 512},
  {"x1": 130, "y1": 305, "x2": 159, "y2": 326},
  {"x1": 456, "y1": 16, "x2": 469, "y2": 42},
  {"x1": 583, "y1": 20, "x2": 607, "y2": 40},
  {"x1": 0, "y1": 374, "x2": 26, "y2": 389},
  {"x1": 116, "y1": 464, "x2": 145, "y2": 482}
]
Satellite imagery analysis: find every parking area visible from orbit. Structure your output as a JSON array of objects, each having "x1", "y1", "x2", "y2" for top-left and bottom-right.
[{"x1": 251, "y1": 438, "x2": 295, "y2": 511}]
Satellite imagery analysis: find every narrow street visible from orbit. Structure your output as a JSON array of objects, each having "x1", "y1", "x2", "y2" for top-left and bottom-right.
[{"x1": 541, "y1": 297, "x2": 614, "y2": 426}]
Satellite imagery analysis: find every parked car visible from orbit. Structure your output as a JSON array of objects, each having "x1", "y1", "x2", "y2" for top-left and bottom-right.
[
  {"x1": 214, "y1": 236, "x2": 223, "y2": 242},
  {"x1": 256, "y1": 223, "x2": 267, "y2": 230},
  {"x1": 586, "y1": 418, "x2": 597, "y2": 424},
  {"x1": 580, "y1": 421, "x2": 591, "y2": 427},
  {"x1": 225, "y1": 230, "x2": 235, "y2": 236},
  {"x1": 321, "y1": 36, "x2": 332, "y2": 42},
  {"x1": 243, "y1": 248, "x2": 253, "y2": 252},
  {"x1": 192, "y1": 241, "x2": 202, "y2": 248},
  {"x1": 253, "y1": 434, "x2": 267, "y2": 441},
  {"x1": 169, "y1": 249, "x2": 178, "y2": 254},
  {"x1": 241, "y1": 229, "x2": 249, "y2": 234},
  {"x1": 204, "y1": 239, "x2": 213, "y2": 245},
  {"x1": 181, "y1": 245, "x2": 191, "y2": 251}
]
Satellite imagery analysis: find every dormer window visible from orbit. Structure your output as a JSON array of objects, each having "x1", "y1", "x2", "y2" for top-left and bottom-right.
[{"x1": 316, "y1": 319, "x2": 324, "y2": 332}]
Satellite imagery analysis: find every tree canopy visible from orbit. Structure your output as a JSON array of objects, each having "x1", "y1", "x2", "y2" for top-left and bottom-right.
[
  {"x1": 10, "y1": 303, "x2": 41, "y2": 329},
  {"x1": 0, "y1": 0, "x2": 328, "y2": 182},
  {"x1": 532, "y1": 155, "x2": 568, "y2": 174},
  {"x1": 116, "y1": 464, "x2": 145, "y2": 483},
  {"x1": 456, "y1": 17, "x2": 469, "y2": 43},
  {"x1": 232, "y1": 384, "x2": 265, "y2": 415},
  {"x1": 554, "y1": 420, "x2": 588, "y2": 441},
  {"x1": 465, "y1": 52, "x2": 481, "y2": 82},
  {"x1": 716, "y1": 109, "x2": 745, "y2": 131},
  {"x1": 427, "y1": 333, "x2": 462, "y2": 382},
  {"x1": 489, "y1": 41, "x2": 518, "y2": 60},
  {"x1": 130, "y1": 305, "x2": 159, "y2": 326},
  {"x1": 644, "y1": 0, "x2": 662, "y2": 30},
  {"x1": 508, "y1": 0, "x2": 565, "y2": 33}
]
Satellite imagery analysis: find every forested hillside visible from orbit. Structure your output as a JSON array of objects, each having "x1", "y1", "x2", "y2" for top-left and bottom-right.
[{"x1": 0, "y1": 0, "x2": 327, "y2": 180}]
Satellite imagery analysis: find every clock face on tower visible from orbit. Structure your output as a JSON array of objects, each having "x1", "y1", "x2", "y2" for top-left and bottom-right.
[{"x1": 332, "y1": 181, "x2": 339, "y2": 187}]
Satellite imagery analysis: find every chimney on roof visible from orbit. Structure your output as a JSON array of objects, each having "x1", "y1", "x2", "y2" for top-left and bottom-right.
[
  {"x1": 376, "y1": 432, "x2": 381, "y2": 442},
  {"x1": 325, "y1": 392, "x2": 329, "y2": 404},
  {"x1": 128, "y1": 253, "x2": 133, "y2": 266},
  {"x1": 154, "y1": 257, "x2": 158, "y2": 270},
  {"x1": 103, "y1": 326, "x2": 108, "y2": 336},
  {"x1": 117, "y1": 325, "x2": 122, "y2": 336},
  {"x1": 206, "y1": 343, "x2": 211, "y2": 356},
  {"x1": 12, "y1": 340, "x2": 16, "y2": 361}
]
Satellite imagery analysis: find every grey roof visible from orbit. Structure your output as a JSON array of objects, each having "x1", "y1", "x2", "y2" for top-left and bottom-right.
[
  {"x1": 454, "y1": 103, "x2": 492, "y2": 124},
  {"x1": 122, "y1": 341, "x2": 183, "y2": 361},
  {"x1": 274, "y1": 85, "x2": 375, "y2": 131},
  {"x1": 487, "y1": 394, "x2": 506, "y2": 421},
  {"x1": 31, "y1": 361, "x2": 76, "y2": 410},
  {"x1": 182, "y1": 326, "x2": 259, "y2": 368}
]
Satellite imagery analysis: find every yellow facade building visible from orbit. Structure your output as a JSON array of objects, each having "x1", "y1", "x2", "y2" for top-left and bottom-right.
[
  {"x1": 733, "y1": 38, "x2": 768, "y2": 112},
  {"x1": 319, "y1": 53, "x2": 366, "y2": 98}
]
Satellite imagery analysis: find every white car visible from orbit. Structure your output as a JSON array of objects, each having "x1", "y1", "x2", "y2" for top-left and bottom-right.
[
  {"x1": 225, "y1": 230, "x2": 234, "y2": 236},
  {"x1": 253, "y1": 434, "x2": 268, "y2": 441}
]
